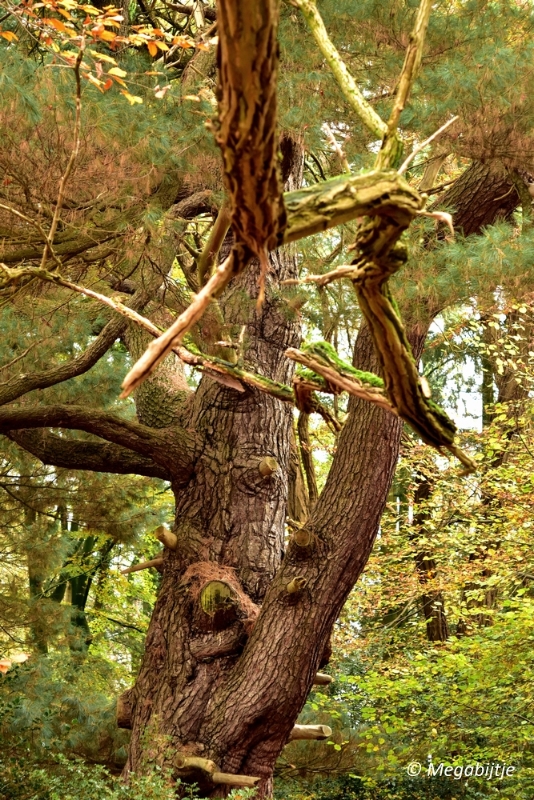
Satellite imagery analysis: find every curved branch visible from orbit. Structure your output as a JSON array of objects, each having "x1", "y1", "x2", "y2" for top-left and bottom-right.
[
  {"x1": 0, "y1": 229, "x2": 122, "y2": 265},
  {"x1": 0, "y1": 289, "x2": 150, "y2": 406},
  {"x1": 0, "y1": 405, "x2": 197, "y2": 483},
  {"x1": 6, "y1": 430, "x2": 170, "y2": 480}
]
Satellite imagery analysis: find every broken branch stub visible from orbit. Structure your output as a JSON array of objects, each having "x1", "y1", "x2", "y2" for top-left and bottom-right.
[
  {"x1": 174, "y1": 754, "x2": 260, "y2": 789},
  {"x1": 121, "y1": 556, "x2": 164, "y2": 575},
  {"x1": 154, "y1": 525, "x2": 178, "y2": 550},
  {"x1": 212, "y1": 773, "x2": 261, "y2": 788},
  {"x1": 286, "y1": 576, "x2": 308, "y2": 594},
  {"x1": 313, "y1": 672, "x2": 334, "y2": 686},
  {"x1": 293, "y1": 527, "x2": 313, "y2": 548},
  {"x1": 290, "y1": 724, "x2": 332, "y2": 741},
  {"x1": 175, "y1": 755, "x2": 217, "y2": 775},
  {"x1": 259, "y1": 456, "x2": 279, "y2": 477}
]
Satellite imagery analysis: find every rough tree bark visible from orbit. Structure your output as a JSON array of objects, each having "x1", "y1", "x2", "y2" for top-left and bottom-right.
[
  {"x1": 1, "y1": 2, "x2": 530, "y2": 797},
  {"x1": 432, "y1": 160, "x2": 520, "y2": 236}
]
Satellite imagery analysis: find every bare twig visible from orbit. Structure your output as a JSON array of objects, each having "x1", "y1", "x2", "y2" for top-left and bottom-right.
[
  {"x1": 416, "y1": 209, "x2": 455, "y2": 237},
  {"x1": 281, "y1": 264, "x2": 361, "y2": 288},
  {"x1": 323, "y1": 123, "x2": 350, "y2": 173},
  {"x1": 0, "y1": 343, "x2": 37, "y2": 374},
  {"x1": 398, "y1": 116, "x2": 459, "y2": 175}
]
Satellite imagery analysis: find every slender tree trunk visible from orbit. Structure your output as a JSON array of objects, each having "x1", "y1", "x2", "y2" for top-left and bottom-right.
[{"x1": 410, "y1": 475, "x2": 449, "y2": 642}]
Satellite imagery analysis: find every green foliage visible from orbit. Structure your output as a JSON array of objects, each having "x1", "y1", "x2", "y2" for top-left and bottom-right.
[{"x1": 0, "y1": 752, "x2": 256, "y2": 800}]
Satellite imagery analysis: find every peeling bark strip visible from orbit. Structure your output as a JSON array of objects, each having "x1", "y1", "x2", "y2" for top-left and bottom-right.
[{"x1": 215, "y1": 0, "x2": 286, "y2": 255}]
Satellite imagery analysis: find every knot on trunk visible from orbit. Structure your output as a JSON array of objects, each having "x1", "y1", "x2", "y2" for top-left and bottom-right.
[{"x1": 183, "y1": 562, "x2": 259, "y2": 637}]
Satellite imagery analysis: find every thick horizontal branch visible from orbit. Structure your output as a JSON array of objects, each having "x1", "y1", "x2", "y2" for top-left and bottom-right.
[
  {"x1": 0, "y1": 405, "x2": 197, "y2": 483},
  {"x1": 287, "y1": 347, "x2": 394, "y2": 413},
  {"x1": 282, "y1": 169, "x2": 423, "y2": 243},
  {"x1": 6, "y1": 430, "x2": 171, "y2": 480},
  {"x1": 0, "y1": 228, "x2": 122, "y2": 265}
]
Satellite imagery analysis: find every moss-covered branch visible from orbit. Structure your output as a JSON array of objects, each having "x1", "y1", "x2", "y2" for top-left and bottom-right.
[{"x1": 282, "y1": 169, "x2": 422, "y2": 242}]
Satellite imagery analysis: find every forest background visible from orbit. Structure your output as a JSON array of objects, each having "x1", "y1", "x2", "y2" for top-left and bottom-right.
[{"x1": 1, "y1": 0, "x2": 534, "y2": 799}]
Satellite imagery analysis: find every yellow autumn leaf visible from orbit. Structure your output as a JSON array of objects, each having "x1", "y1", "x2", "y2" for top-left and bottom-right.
[
  {"x1": 86, "y1": 72, "x2": 104, "y2": 91},
  {"x1": 120, "y1": 90, "x2": 143, "y2": 105},
  {"x1": 108, "y1": 66, "x2": 127, "y2": 77},
  {"x1": 88, "y1": 49, "x2": 117, "y2": 64}
]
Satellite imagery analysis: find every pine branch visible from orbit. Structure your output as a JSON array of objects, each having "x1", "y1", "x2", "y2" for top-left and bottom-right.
[
  {"x1": 0, "y1": 405, "x2": 196, "y2": 481},
  {"x1": 7, "y1": 430, "x2": 171, "y2": 480}
]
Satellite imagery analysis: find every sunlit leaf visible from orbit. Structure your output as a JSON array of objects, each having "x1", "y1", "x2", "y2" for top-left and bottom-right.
[
  {"x1": 0, "y1": 30, "x2": 19, "y2": 42},
  {"x1": 120, "y1": 90, "x2": 143, "y2": 105},
  {"x1": 88, "y1": 48, "x2": 116, "y2": 64}
]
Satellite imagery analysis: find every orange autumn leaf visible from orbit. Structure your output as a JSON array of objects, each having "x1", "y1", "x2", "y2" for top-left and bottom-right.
[
  {"x1": 93, "y1": 28, "x2": 116, "y2": 41},
  {"x1": 43, "y1": 17, "x2": 73, "y2": 34},
  {"x1": 0, "y1": 30, "x2": 19, "y2": 42},
  {"x1": 110, "y1": 73, "x2": 127, "y2": 87},
  {"x1": 147, "y1": 41, "x2": 158, "y2": 57},
  {"x1": 172, "y1": 35, "x2": 193, "y2": 48}
]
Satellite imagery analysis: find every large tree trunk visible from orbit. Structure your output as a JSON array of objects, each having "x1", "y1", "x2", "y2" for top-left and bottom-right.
[
  {"x1": 432, "y1": 160, "x2": 520, "y2": 236},
  {"x1": 120, "y1": 312, "x2": 426, "y2": 796}
]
